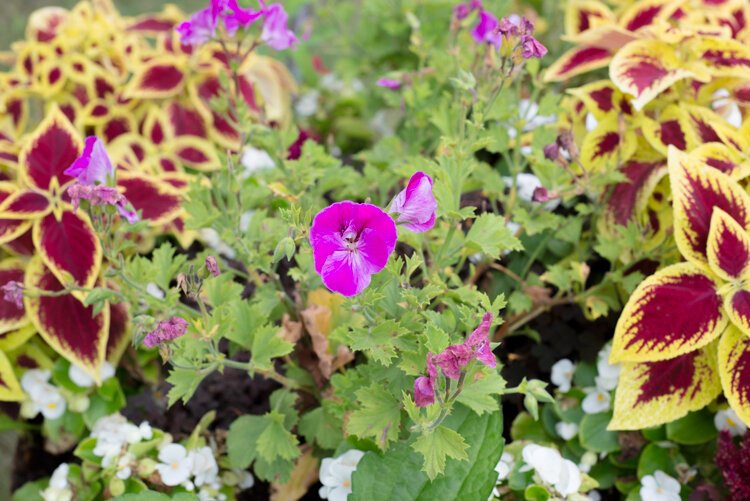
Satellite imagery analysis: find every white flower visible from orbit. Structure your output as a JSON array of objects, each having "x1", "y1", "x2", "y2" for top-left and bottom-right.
[
  {"x1": 240, "y1": 147, "x2": 275, "y2": 178},
  {"x1": 68, "y1": 362, "x2": 115, "y2": 388},
  {"x1": 587, "y1": 490, "x2": 602, "y2": 501},
  {"x1": 21, "y1": 370, "x2": 67, "y2": 420},
  {"x1": 239, "y1": 211, "x2": 255, "y2": 232},
  {"x1": 200, "y1": 229, "x2": 236, "y2": 259},
  {"x1": 550, "y1": 359, "x2": 575, "y2": 392},
  {"x1": 712, "y1": 89, "x2": 743, "y2": 129},
  {"x1": 189, "y1": 446, "x2": 219, "y2": 487},
  {"x1": 91, "y1": 414, "x2": 143, "y2": 466},
  {"x1": 582, "y1": 387, "x2": 611, "y2": 414},
  {"x1": 640, "y1": 470, "x2": 681, "y2": 501},
  {"x1": 494, "y1": 452, "x2": 514, "y2": 482},
  {"x1": 319, "y1": 449, "x2": 365, "y2": 501},
  {"x1": 237, "y1": 470, "x2": 255, "y2": 489},
  {"x1": 41, "y1": 463, "x2": 72, "y2": 501},
  {"x1": 49, "y1": 464, "x2": 70, "y2": 489},
  {"x1": 146, "y1": 282, "x2": 165, "y2": 299},
  {"x1": 714, "y1": 408, "x2": 747, "y2": 436},
  {"x1": 521, "y1": 445, "x2": 581, "y2": 496},
  {"x1": 509, "y1": 100, "x2": 556, "y2": 138},
  {"x1": 139, "y1": 421, "x2": 153, "y2": 440},
  {"x1": 21, "y1": 369, "x2": 51, "y2": 393},
  {"x1": 116, "y1": 453, "x2": 134, "y2": 480},
  {"x1": 555, "y1": 422, "x2": 579, "y2": 440},
  {"x1": 595, "y1": 344, "x2": 620, "y2": 391},
  {"x1": 157, "y1": 443, "x2": 194, "y2": 487},
  {"x1": 295, "y1": 90, "x2": 319, "y2": 117},
  {"x1": 320, "y1": 73, "x2": 345, "y2": 93},
  {"x1": 555, "y1": 458, "x2": 582, "y2": 496}
]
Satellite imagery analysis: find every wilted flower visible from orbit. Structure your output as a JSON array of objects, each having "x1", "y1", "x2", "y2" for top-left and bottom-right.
[
  {"x1": 521, "y1": 34, "x2": 547, "y2": 59},
  {"x1": 376, "y1": 78, "x2": 402, "y2": 90},
  {"x1": 414, "y1": 354, "x2": 437, "y2": 407},
  {"x1": 261, "y1": 4, "x2": 297, "y2": 50},
  {"x1": 68, "y1": 361, "x2": 115, "y2": 388},
  {"x1": 205, "y1": 256, "x2": 220, "y2": 277},
  {"x1": 550, "y1": 358, "x2": 575, "y2": 392},
  {"x1": 640, "y1": 470, "x2": 681, "y2": 501},
  {"x1": 1, "y1": 280, "x2": 24, "y2": 310},
  {"x1": 64, "y1": 136, "x2": 113, "y2": 185},
  {"x1": 143, "y1": 317, "x2": 190, "y2": 348},
  {"x1": 157, "y1": 444, "x2": 195, "y2": 487},
  {"x1": 388, "y1": 171, "x2": 437, "y2": 232},
  {"x1": 543, "y1": 143, "x2": 560, "y2": 161},
  {"x1": 715, "y1": 408, "x2": 747, "y2": 437},
  {"x1": 189, "y1": 446, "x2": 219, "y2": 487},
  {"x1": 309, "y1": 201, "x2": 397, "y2": 297},
  {"x1": 532, "y1": 187, "x2": 551, "y2": 203},
  {"x1": 319, "y1": 449, "x2": 365, "y2": 500}
]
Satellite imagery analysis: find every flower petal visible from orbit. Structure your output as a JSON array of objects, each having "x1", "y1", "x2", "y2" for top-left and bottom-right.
[
  {"x1": 668, "y1": 146, "x2": 750, "y2": 266},
  {"x1": 24, "y1": 258, "x2": 109, "y2": 381},
  {"x1": 707, "y1": 208, "x2": 750, "y2": 281},
  {"x1": 719, "y1": 325, "x2": 750, "y2": 427},
  {"x1": 609, "y1": 345, "x2": 721, "y2": 430},
  {"x1": 611, "y1": 262, "x2": 726, "y2": 362}
]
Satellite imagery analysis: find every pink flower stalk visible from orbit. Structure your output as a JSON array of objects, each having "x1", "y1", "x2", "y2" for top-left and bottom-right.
[
  {"x1": 376, "y1": 78, "x2": 402, "y2": 90},
  {"x1": 388, "y1": 172, "x2": 437, "y2": 233},
  {"x1": 414, "y1": 355, "x2": 437, "y2": 407},
  {"x1": 143, "y1": 317, "x2": 189, "y2": 348},
  {"x1": 205, "y1": 256, "x2": 220, "y2": 276},
  {"x1": 309, "y1": 201, "x2": 397, "y2": 297},
  {"x1": 64, "y1": 136, "x2": 113, "y2": 186},
  {"x1": 472, "y1": 10, "x2": 502, "y2": 47},
  {"x1": 261, "y1": 3, "x2": 297, "y2": 50},
  {"x1": 1, "y1": 281, "x2": 24, "y2": 310},
  {"x1": 521, "y1": 34, "x2": 547, "y2": 59}
]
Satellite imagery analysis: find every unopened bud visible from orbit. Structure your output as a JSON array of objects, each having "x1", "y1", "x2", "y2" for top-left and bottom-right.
[
  {"x1": 532, "y1": 187, "x2": 551, "y2": 203},
  {"x1": 543, "y1": 143, "x2": 559, "y2": 160},
  {"x1": 556, "y1": 130, "x2": 578, "y2": 159}
]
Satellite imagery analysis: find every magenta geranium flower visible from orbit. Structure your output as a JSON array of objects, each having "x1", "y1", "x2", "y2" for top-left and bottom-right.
[
  {"x1": 472, "y1": 10, "x2": 502, "y2": 46},
  {"x1": 309, "y1": 201, "x2": 397, "y2": 297},
  {"x1": 261, "y1": 4, "x2": 297, "y2": 50},
  {"x1": 376, "y1": 78, "x2": 402, "y2": 90},
  {"x1": 388, "y1": 171, "x2": 437, "y2": 233},
  {"x1": 63, "y1": 136, "x2": 113, "y2": 186},
  {"x1": 143, "y1": 317, "x2": 189, "y2": 348},
  {"x1": 177, "y1": 7, "x2": 217, "y2": 46}
]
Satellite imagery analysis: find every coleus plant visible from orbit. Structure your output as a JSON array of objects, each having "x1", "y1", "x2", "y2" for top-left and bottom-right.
[{"x1": 609, "y1": 146, "x2": 750, "y2": 430}]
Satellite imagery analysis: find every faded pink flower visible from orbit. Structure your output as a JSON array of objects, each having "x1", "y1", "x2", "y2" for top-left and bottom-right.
[
  {"x1": 465, "y1": 312, "x2": 495, "y2": 368},
  {"x1": 1, "y1": 281, "x2": 24, "y2": 310},
  {"x1": 521, "y1": 34, "x2": 547, "y2": 59},
  {"x1": 205, "y1": 256, "x2": 220, "y2": 276},
  {"x1": 414, "y1": 355, "x2": 437, "y2": 407},
  {"x1": 309, "y1": 201, "x2": 397, "y2": 297},
  {"x1": 66, "y1": 183, "x2": 139, "y2": 224},
  {"x1": 143, "y1": 317, "x2": 189, "y2": 348},
  {"x1": 64, "y1": 136, "x2": 113, "y2": 186},
  {"x1": 376, "y1": 78, "x2": 402, "y2": 90},
  {"x1": 434, "y1": 344, "x2": 474, "y2": 380},
  {"x1": 261, "y1": 4, "x2": 297, "y2": 50},
  {"x1": 388, "y1": 172, "x2": 436, "y2": 233},
  {"x1": 177, "y1": 7, "x2": 217, "y2": 46}
]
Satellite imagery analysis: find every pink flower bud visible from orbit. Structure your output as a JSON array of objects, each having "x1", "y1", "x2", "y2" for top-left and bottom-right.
[
  {"x1": 532, "y1": 187, "x2": 551, "y2": 203},
  {"x1": 205, "y1": 256, "x2": 220, "y2": 277},
  {"x1": 388, "y1": 171, "x2": 437, "y2": 233},
  {"x1": 543, "y1": 143, "x2": 559, "y2": 160}
]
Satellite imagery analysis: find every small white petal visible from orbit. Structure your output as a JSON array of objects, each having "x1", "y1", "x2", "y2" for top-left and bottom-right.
[
  {"x1": 146, "y1": 283, "x2": 165, "y2": 299},
  {"x1": 555, "y1": 421, "x2": 579, "y2": 440},
  {"x1": 550, "y1": 359, "x2": 575, "y2": 392}
]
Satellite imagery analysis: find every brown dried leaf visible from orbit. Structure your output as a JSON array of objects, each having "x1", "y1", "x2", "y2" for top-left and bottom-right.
[
  {"x1": 270, "y1": 446, "x2": 320, "y2": 501},
  {"x1": 278, "y1": 314, "x2": 303, "y2": 344}
]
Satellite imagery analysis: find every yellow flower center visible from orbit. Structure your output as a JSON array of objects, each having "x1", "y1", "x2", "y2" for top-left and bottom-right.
[
  {"x1": 596, "y1": 393, "x2": 604, "y2": 401},
  {"x1": 342, "y1": 480, "x2": 351, "y2": 488},
  {"x1": 727, "y1": 417, "x2": 736, "y2": 427},
  {"x1": 171, "y1": 462, "x2": 179, "y2": 470},
  {"x1": 47, "y1": 402, "x2": 57, "y2": 410}
]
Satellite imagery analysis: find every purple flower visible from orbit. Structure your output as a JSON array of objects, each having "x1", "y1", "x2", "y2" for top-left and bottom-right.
[
  {"x1": 414, "y1": 355, "x2": 437, "y2": 407},
  {"x1": 434, "y1": 344, "x2": 474, "y2": 380},
  {"x1": 521, "y1": 34, "x2": 547, "y2": 59},
  {"x1": 225, "y1": 0, "x2": 265, "y2": 31},
  {"x1": 143, "y1": 317, "x2": 189, "y2": 348},
  {"x1": 465, "y1": 312, "x2": 495, "y2": 368},
  {"x1": 64, "y1": 136, "x2": 113, "y2": 186},
  {"x1": 543, "y1": 143, "x2": 560, "y2": 160},
  {"x1": 309, "y1": 201, "x2": 397, "y2": 297},
  {"x1": 472, "y1": 10, "x2": 502, "y2": 47},
  {"x1": 261, "y1": 4, "x2": 297, "y2": 50},
  {"x1": 388, "y1": 172, "x2": 437, "y2": 233},
  {"x1": 376, "y1": 78, "x2": 402, "y2": 90},
  {"x1": 1, "y1": 281, "x2": 24, "y2": 310},
  {"x1": 66, "y1": 184, "x2": 139, "y2": 224},
  {"x1": 177, "y1": 7, "x2": 217, "y2": 47},
  {"x1": 205, "y1": 256, "x2": 220, "y2": 276},
  {"x1": 532, "y1": 187, "x2": 551, "y2": 203}
]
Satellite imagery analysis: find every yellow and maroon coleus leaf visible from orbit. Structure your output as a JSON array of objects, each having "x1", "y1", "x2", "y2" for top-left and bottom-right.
[
  {"x1": 563, "y1": 0, "x2": 615, "y2": 38},
  {"x1": 569, "y1": 80, "x2": 635, "y2": 120},
  {"x1": 124, "y1": 57, "x2": 187, "y2": 100},
  {"x1": 0, "y1": 184, "x2": 34, "y2": 246},
  {"x1": 609, "y1": 344, "x2": 722, "y2": 430},
  {"x1": 117, "y1": 173, "x2": 182, "y2": 225},
  {"x1": 0, "y1": 190, "x2": 52, "y2": 220},
  {"x1": 640, "y1": 105, "x2": 700, "y2": 155},
  {"x1": 171, "y1": 137, "x2": 221, "y2": 171},
  {"x1": 611, "y1": 262, "x2": 726, "y2": 363},
  {"x1": 618, "y1": 0, "x2": 682, "y2": 32},
  {"x1": 685, "y1": 105, "x2": 748, "y2": 152},
  {"x1": 544, "y1": 46, "x2": 613, "y2": 82},
  {"x1": 0, "y1": 349, "x2": 24, "y2": 402},
  {"x1": 707, "y1": 208, "x2": 750, "y2": 282},
  {"x1": 26, "y1": 6, "x2": 68, "y2": 42},
  {"x1": 605, "y1": 160, "x2": 666, "y2": 226},
  {"x1": 689, "y1": 37, "x2": 750, "y2": 79},
  {"x1": 0, "y1": 260, "x2": 29, "y2": 335},
  {"x1": 691, "y1": 143, "x2": 750, "y2": 180},
  {"x1": 106, "y1": 300, "x2": 130, "y2": 364},
  {"x1": 19, "y1": 106, "x2": 82, "y2": 191},
  {"x1": 166, "y1": 101, "x2": 208, "y2": 138},
  {"x1": 668, "y1": 146, "x2": 750, "y2": 267},
  {"x1": 580, "y1": 114, "x2": 637, "y2": 171},
  {"x1": 610, "y1": 39, "x2": 709, "y2": 111},
  {"x1": 719, "y1": 326, "x2": 750, "y2": 427},
  {"x1": 33, "y1": 208, "x2": 102, "y2": 293},
  {"x1": 25, "y1": 258, "x2": 109, "y2": 381},
  {"x1": 0, "y1": 324, "x2": 36, "y2": 352}
]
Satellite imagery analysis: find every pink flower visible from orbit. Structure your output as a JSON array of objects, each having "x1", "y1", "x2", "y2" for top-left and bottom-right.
[
  {"x1": 225, "y1": 0, "x2": 265, "y2": 31},
  {"x1": 205, "y1": 256, "x2": 220, "y2": 276},
  {"x1": 177, "y1": 7, "x2": 217, "y2": 46},
  {"x1": 454, "y1": 0, "x2": 483, "y2": 21},
  {"x1": 66, "y1": 184, "x2": 139, "y2": 224},
  {"x1": 472, "y1": 10, "x2": 502, "y2": 47},
  {"x1": 388, "y1": 172, "x2": 437, "y2": 233},
  {"x1": 521, "y1": 34, "x2": 547, "y2": 59},
  {"x1": 1, "y1": 281, "x2": 24, "y2": 310},
  {"x1": 465, "y1": 312, "x2": 495, "y2": 368},
  {"x1": 414, "y1": 355, "x2": 437, "y2": 407},
  {"x1": 434, "y1": 344, "x2": 474, "y2": 380},
  {"x1": 376, "y1": 78, "x2": 402, "y2": 90},
  {"x1": 143, "y1": 317, "x2": 189, "y2": 348},
  {"x1": 309, "y1": 201, "x2": 397, "y2": 297},
  {"x1": 64, "y1": 136, "x2": 113, "y2": 186},
  {"x1": 261, "y1": 4, "x2": 297, "y2": 50}
]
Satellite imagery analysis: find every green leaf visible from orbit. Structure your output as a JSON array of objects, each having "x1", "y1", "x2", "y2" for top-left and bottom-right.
[
  {"x1": 464, "y1": 214, "x2": 523, "y2": 259},
  {"x1": 256, "y1": 411, "x2": 300, "y2": 462},
  {"x1": 665, "y1": 409, "x2": 717, "y2": 445},
  {"x1": 637, "y1": 443, "x2": 684, "y2": 479},
  {"x1": 251, "y1": 324, "x2": 294, "y2": 371},
  {"x1": 348, "y1": 320, "x2": 398, "y2": 366},
  {"x1": 351, "y1": 405, "x2": 504, "y2": 501},
  {"x1": 203, "y1": 275, "x2": 244, "y2": 307},
  {"x1": 346, "y1": 384, "x2": 401, "y2": 450},
  {"x1": 511, "y1": 412, "x2": 551, "y2": 442},
  {"x1": 227, "y1": 415, "x2": 266, "y2": 469},
  {"x1": 298, "y1": 407, "x2": 343, "y2": 450},
  {"x1": 412, "y1": 425, "x2": 469, "y2": 480},
  {"x1": 579, "y1": 413, "x2": 620, "y2": 453},
  {"x1": 166, "y1": 368, "x2": 205, "y2": 407},
  {"x1": 150, "y1": 243, "x2": 187, "y2": 290},
  {"x1": 456, "y1": 371, "x2": 506, "y2": 415},
  {"x1": 524, "y1": 485, "x2": 551, "y2": 501}
]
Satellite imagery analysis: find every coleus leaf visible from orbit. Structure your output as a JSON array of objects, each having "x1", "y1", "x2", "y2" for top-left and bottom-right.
[
  {"x1": 609, "y1": 344, "x2": 722, "y2": 430},
  {"x1": 668, "y1": 146, "x2": 750, "y2": 267},
  {"x1": 124, "y1": 58, "x2": 187, "y2": 99},
  {"x1": 24, "y1": 258, "x2": 110, "y2": 382},
  {"x1": 569, "y1": 80, "x2": 634, "y2": 119},
  {"x1": 544, "y1": 46, "x2": 612, "y2": 82},
  {"x1": 604, "y1": 160, "x2": 666, "y2": 226},
  {"x1": 580, "y1": 114, "x2": 637, "y2": 171},
  {"x1": 691, "y1": 143, "x2": 749, "y2": 179},
  {"x1": 172, "y1": 137, "x2": 221, "y2": 171},
  {"x1": 618, "y1": 0, "x2": 681, "y2": 32},
  {"x1": 0, "y1": 190, "x2": 52, "y2": 219},
  {"x1": 106, "y1": 300, "x2": 130, "y2": 364},
  {"x1": 117, "y1": 173, "x2": 182, "y2": 225},
  {"x1": 563, "y1": 0, "x2": 614, "y2": 38},
  {"x1": 719, "y1": 326, "x2": 750, "y2": 427},
  {"x1": 707, "y1": 208, "x2": 750, "y2": 281},
  {"x1": 0, "y1": 349, "x2": 24, "y2": 402},
  {"x1": 689, "y1": 37, "x2": 750, "y2": 79},
  {"x1": 685, "y1": 105, "x2": 748, "y2": 152},
  {"x1": 611, "y1": 262, "x2": 725, "y2": 363},
  {"x1": 640, "y1": 105, "x2": 699, "y2": 155}
]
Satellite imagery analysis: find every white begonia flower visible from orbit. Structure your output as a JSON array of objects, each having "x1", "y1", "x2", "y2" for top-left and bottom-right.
[
  {"x1": 494, "y1": 452, "x2": 514, "y2": 482},
  {"x1": 183, "y1": 480, "x2": 195, "y2": 491},
  {"x1": 555, "y1": 421, "x2": 579, "y2": 440},
  {"x1": 595, "y1": 344, "x2": 620, "y2": 391},
  {"x1": 712, "y1": 89, "x2": 743, "y2": 129},
  {"x1": 295, "y1": 90, "x2": 319, "y2": 117},
  {"x1": 146, "y1": 282, "x2": 165, "y2": 300},
  {"x1": 582, "y1": 387, "x2": 611, "y2": 414},
  {"x1": 714, "y1": 408, "x2": 747, "y2": 436},
  {"x1": 116, "y1": 453, "x2": 134, "y2": 480},
  {"x1": 21, "y1": 371, "x2": 67, "y2": 420},
  {"x1": 91, "y1": 414, "x2": 143, "y2": 466},
  {"x1": 585, "y1": 112, "x2": 599, "y2": 132},
  {"x1": 189, "y1": 446, "x2": 219, "y2": 487},
  {"x1": 139, "y1": 421, "x2": 153, "y2": 440},
  {"x1": 640, "y1": 470, "x2": 681, "y2": 501},
  {"x1": 240, "y1": 146, "x2": 275, "y2": 178},
  {"x1": 318, "y1": 449, "x2": 365, "y2": 501},
  {"x1": 21, "y1": 369, "x2": 51, "y2": 392},
  {"x1": 200, "y1": 229, "x2": 236, "y2": 259},
  {"x1": 550, "y1": 359, "x2": 576, "y2": 392},
  {"x1": 555, "y1": 458, "x2": 582, "y2": 496},
  {"x1": 521, "y1": 445, "x2": 581, "y2": 496},
  {"x1": 588, "y1": 490, "x2": 602, "y2": 501},
  {"x1": 157, "y1": 443, "x2": 194, "y2": 487},
  {"x1": 508, "y1": 100, "x2": 557, "y2": 139},
  {"x1": 68, "y1": 361, "x2": 115, "y2": 388},
  {"x1": 41, "y1": 463, "x2": 72, "y2": 501},
  {"x1": 237, "y1": 470, "x2": 255, "y2": 489}
]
